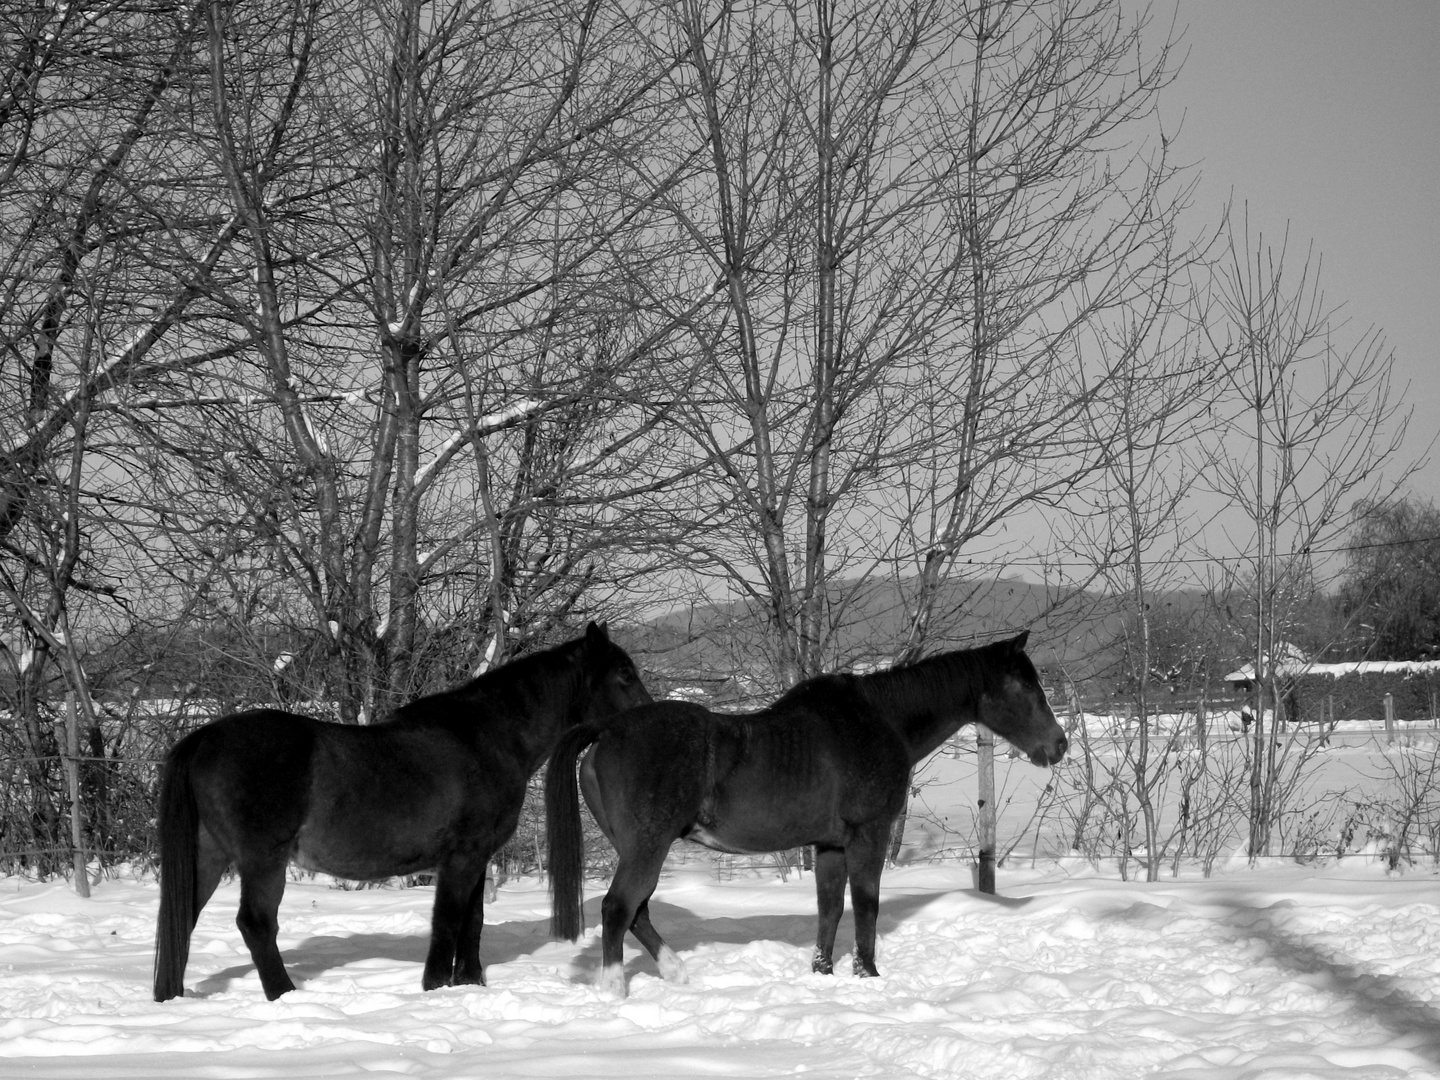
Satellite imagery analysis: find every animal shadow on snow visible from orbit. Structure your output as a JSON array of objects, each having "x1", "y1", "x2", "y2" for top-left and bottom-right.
[
  {"x1": 1236, "y1": 901, "x2": 1440, "y2": 1068},
  {"x1": 564, "y1": 885, "x2": 1031, "y2": 986},
  {"x1": 191, "y1": 911, "x2": 556, "y2": 997},
  {"x1": 1104, "y1": 893, "x2": 1440, "y2": 1069}
]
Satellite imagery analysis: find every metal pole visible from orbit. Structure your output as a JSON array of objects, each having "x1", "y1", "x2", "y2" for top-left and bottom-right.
[
  {"x1": 976, "y1": 725, "x2": 995, "y2": 894},
  {"x1": 63, "y1": 693, "x2": 89, "y2": 898}
]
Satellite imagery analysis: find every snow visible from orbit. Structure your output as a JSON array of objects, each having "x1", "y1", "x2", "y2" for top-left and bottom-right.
[
  {"x1": 414, "y1": 431, "x2": 465, "y2": 489},
  {"x1": 478, "y1": 397, "x2": 543, "y2": 433},
  {"x1": 299, "y1": 400, "x2": 331, "y2": 457},
  {"x1": 413, "y1": 401, "x2": 542, "y2": 490},
  {"x1": 474, "y1": 635, "x2": 501, "y2": 676},
  {"x1": 1224, "y1": 651, "x2": 1440, "y2": 682},
  {"x1": 1308, "y1": 661, "x2": 1440, "y2": 677},
  {"x1": 4, "y1": 859, "x2": 1440, "y2": 1078}
]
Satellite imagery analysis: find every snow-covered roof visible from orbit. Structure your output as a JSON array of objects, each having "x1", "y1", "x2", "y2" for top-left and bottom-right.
[
  {"x1": 1226, "y1": 654, "x2": 1440, "y2": 682},
  {"x1": 1224, "y1": 641, "x2": 1312, "y2": 682}
]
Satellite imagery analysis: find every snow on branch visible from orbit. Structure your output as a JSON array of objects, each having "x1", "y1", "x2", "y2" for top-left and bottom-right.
[{"x1": 413, "y1": 397, "x2": 544, "y2": 490}]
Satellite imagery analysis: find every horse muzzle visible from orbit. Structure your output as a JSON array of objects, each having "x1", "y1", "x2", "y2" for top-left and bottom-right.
[{"x1": 1028, "y1": 733, "x2": 1068, "y2": 767}]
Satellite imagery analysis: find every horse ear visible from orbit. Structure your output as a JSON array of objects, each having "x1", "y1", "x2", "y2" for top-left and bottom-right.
[
  {"x1": 1009, "y1": 629, "x2": 1030, "y2": 651},
  {"x1": 585, "y1": 620, "x2": 609, "y2": 644}
]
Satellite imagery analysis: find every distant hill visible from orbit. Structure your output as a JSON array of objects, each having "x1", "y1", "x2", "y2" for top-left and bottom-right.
[{"x1": 629, "y1": 575, "x2": 1134, "y2": 698}]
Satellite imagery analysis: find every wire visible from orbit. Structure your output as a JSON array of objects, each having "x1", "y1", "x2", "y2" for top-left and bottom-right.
[{"x1": 997, "y1": 532, "x2": 1440, "y2": 571}]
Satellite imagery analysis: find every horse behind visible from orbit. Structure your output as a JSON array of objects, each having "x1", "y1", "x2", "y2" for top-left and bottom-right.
[
  {"x1": 546, "y1": 630, "x2": 1066, "y2": 996},
  {"x1": 153, "y1": 621, "x2": 650, "y2": 1002}
]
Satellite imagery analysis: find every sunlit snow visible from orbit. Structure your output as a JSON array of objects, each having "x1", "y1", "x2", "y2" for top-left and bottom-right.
[{"x1": 2, "y1": 858, "x2": 1438, "y2": 1078}]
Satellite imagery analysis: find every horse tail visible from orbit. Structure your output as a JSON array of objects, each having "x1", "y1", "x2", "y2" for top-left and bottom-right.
[
  {"x1": 153, "y1": 730, "x2": 203, "y2": 1002},
  {"x1": 546, "y1": 722, "x2": 603, "y2": 941}
]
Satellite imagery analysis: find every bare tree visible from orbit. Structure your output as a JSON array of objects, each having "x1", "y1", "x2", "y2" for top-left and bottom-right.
[
  {"x1": 194, "y1": 0, "x2": 689, "y2": 720},
  {"x1": 894, "y1": 0, "x2": 1188, "y2": 660},
  {"x1": 0, "y1": 0, "x2": 254, "y2": 869},
  {"x1": 1064, "y1": 249, "x2": 1214, "y2": 880},
  {"x1": 1198, "y1": 207, "x2": 1418, "y2": 858},
  {"x1": 650, "y1": 0, "x2": 1190, "y2": 703}
]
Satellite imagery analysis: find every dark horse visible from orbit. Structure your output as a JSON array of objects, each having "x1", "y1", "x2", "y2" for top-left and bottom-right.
[
  {"x1": 153, "y1": 622, "x2": 650, "y2": 1002},
  {"x1": 546, "y1": 630, "x2": 1066, "y2": 996}
]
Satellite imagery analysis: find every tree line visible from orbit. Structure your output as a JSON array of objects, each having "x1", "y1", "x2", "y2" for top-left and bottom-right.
[{"x1": 1, "y1": 0, "x2": 1427, "y2": 877}]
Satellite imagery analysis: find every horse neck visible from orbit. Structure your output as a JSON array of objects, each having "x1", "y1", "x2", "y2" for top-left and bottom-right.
[
  {"x1": 859, "y1": 654, "x2": 986, "y2": 764},
  {"x1": 453, "y1": 647, "x2": 585, "y2": 770}
]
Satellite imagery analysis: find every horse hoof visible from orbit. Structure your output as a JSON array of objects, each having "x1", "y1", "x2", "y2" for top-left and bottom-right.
[
  {"x1": 852, "y1": 958, "x2": 879, "y2": 978},
  {"x1": 656, "y1": 945, "x2": 687, "y2": 984},
  {"x1": 596, "y1": 963, "x2": 627, "y2": 998},
  {"x1": 810, "y1": 948, "x2": 833, "y2": 975}
]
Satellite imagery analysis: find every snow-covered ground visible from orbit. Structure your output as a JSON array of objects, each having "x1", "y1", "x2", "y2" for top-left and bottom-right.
[
  {"x1": 904, "y1": 715, "x2": 1440, "y2": 863},
  {"x1": 4, "y1": 858, "x2": 1440, "y2": 1079}
]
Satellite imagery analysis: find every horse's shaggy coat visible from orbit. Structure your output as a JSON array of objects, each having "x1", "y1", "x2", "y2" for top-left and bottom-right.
[
  {"x1": 154, "y1": 622, "x2": 649, "y2": 1001},
  {"x1": 546, "y1": 630, "x2": 1067, "y2": 996}
]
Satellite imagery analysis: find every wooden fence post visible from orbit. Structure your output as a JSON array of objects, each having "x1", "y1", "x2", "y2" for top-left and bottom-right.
[
  {"x1": 63, "y1": 693, "x2": 90, "y2": 898},
  {"x1": 976, "y1": 725, "x2": 995, "y2": 894},
  {"x1": 1384, "y1": 692, "x2": 1395, "y2": 746}
]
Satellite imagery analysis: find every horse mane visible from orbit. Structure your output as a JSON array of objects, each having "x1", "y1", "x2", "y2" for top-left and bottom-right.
[
  {"x1": 392, "y1": 635, "x2": 585, "y2": 722},
  {"x1": 853, "y1": 638, "x2": 1020, "y2": 715},
  {"x1": 461, "y1": 636, "x2": 584, "y2": 696}
]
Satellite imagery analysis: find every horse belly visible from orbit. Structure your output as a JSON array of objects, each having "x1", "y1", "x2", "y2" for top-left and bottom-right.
[
  {"x1": 292, "y1": 782, "x2": 464, "y2": 880},
  {"x1": 684, "y1": 822, "x2": 772, "y2": 856},
  {"x1": 291, "y1": 818, "x2": 441, "y2": 880},
  {"x1": 688, "y1": 794, "x2": 841, "y2": 853}
]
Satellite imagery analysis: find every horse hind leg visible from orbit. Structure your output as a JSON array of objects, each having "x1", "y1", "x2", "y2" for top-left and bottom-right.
[
  {"x1": 810, "y1": 845, "x2": 846, "y2": 975},
  {"x1": 196, "y1": 822, "x2": 229, "y2": 910},
  {"x1": 845, "y1": 826, "x2": 889, "y2": 978},
  {"x1": 598, "y1": 846, "x2": 668, "y2": 997},
  {"x1": 630, "y1": 900, "x2": 685, "y2": 984},
  {"x1": 235, "y1": 863, "x2": 295, "y2": 1000}
]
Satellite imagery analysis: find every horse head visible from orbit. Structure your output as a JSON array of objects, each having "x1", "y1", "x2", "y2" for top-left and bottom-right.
[
  {"x1": 981, "y1": 630, "x2": 1068, "y2": 767},
  {"x1": 579, "y1": 620, "x2": 653, "y2": 721}
]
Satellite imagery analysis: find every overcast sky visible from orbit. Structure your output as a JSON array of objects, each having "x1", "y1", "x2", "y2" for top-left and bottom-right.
[{"x1": 1163, "y1": 0, "x2": 1438, "y2": 503}]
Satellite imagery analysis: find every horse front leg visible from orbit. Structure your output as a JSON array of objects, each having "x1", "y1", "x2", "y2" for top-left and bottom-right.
[
  {"x1": 810, "y1": 844, "x2": 846, "y2": 975},
  {"x1": 845, "y1": 825, "x2": 889, "y2": 978},
  {"x1": 424, "y1": 859, "x2": 485, "y2": 990},
  {"x1": 453, "y1": 854, "x2": 497, "y2": 987}
]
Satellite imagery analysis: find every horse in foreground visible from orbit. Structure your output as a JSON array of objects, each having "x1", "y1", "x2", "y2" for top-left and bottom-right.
[
  {"x1": 154, "y1": 622, "x2": 650, "y2": 1001},
  {"x1": 546, "y1": 630, "x2": 1066, "y2": 996}
]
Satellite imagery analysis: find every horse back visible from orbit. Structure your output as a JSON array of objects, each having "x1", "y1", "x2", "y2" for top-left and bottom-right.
[
  {"x1": 584, "y1": 694, "x2": 911, "y2": 854},
  {"x1": 697, "y1": 691, "x2": 911, "y2": 850},
  {"x1": 751, "y1": 682, "x2": 911, "y2": 785},
  {"x1": 181, "y1": 709, "x2": 517, "y2": 879}
]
